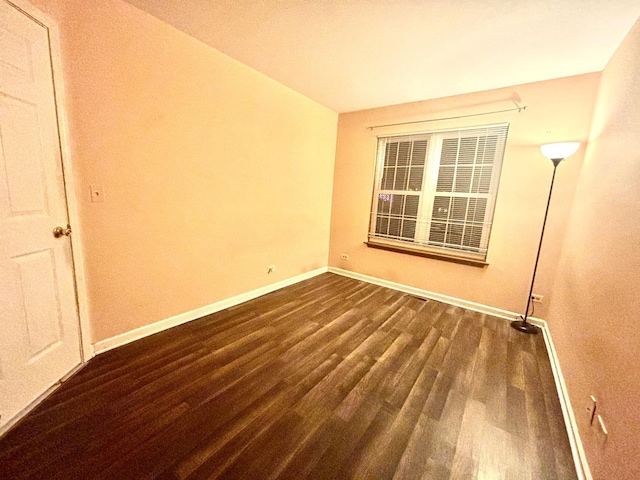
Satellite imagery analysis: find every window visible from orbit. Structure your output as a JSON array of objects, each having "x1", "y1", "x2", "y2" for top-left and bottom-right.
[{"x1": 368, "y1": 124, "x2": 509, "y2": 262}]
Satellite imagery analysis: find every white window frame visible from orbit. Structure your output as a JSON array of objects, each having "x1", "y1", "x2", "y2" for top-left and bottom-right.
[{"x1": 368, "y1": 123, "x2": 509, "y2": 263}]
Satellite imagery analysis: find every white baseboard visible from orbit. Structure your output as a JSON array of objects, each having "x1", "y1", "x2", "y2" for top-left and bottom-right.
[
  {"x1": 541, "y1": 323, "x2": 592, "y2": 480},
  {"x1": 93, "y1": 267, "x2": 328, "y2": 354},
  {"x1": 328, "y1": 266, "x2": 590, "y2": 479},
  {"x1": 328, "y1": 266, "x2": 539, "y2": 323}
]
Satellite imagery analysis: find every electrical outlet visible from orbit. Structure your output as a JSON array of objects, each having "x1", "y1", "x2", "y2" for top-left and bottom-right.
[
  {"x1": 341, "y1": 253, "x2": 349, "y2": 260},
  {"x1": 531, "y1": 294, "x2": 543, "y2": 303},
  {"x1": 267, "y1": 265, "x2": 275, "y2": 274}
]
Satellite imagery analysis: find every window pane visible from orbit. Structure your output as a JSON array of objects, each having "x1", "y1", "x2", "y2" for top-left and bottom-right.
[
  {"x1": 450, "y1": 197, "x2": 468, "y2": 222},
  {"x1": 405, "y1": 195, "x2": 419, "y2": 217},
  {"x1": 397, "y1": 142, "x2": 411, "y2": 166},
  {"x1": 458, "y1": 137, "x2": 477, "y2": 164},
  {"x1": 463, "y1": 225, "x2": 483, "y2": 249},
  {"x1": 390, "y1": 194, "x2": 405, "y2": 216},
  {"x1": 447, "y1": 224, "x2": 464, "y2": 246},
  {"x1": 409, "y1": 166, "x2": 423, "y2": 191},
  {"x1": 432, "y1": 196, "x2": 450, "y2": 221},
  {"x1": 429, "y1": 222, "x2": 446, "y2": 244},
  {"x1": 377, "y1": 193, "x2": 391, "y2": 214},
  {"x1": 467, "y1": 197, "x2": 487, "y2": 223},
  {"x1": 476, "y1": 136, "x2": 487, "y2": 163},
  {"x1": 437, "y1": 166, "x2": 454, "y2": 192},
  {"x1": 394, "y1": 167, "x2": 408, "y2": 190},
  {"x1": 382, "y1": 167, "x2": 394, "y2": 190},
  {"x1": 477, "y1": 165, "x2": 493, "y2": 193},
  {"x1": 471, "y1": 165, "x2": 493, "y2": 193},
  {"x1": 440, "y1": 138, "x2": 458, "y2": 165},
  {"x1": 478, "y1": 135, "x2": 497, "y2": 164},
  {"x1": 389, "y1": 218, "x2": 401, "y2": 237},
  {"x1": 402, "y1": 220, "x2": 416, "y2": 240},
  {"x1": 385, "y1": 143, "x2": 398, "y2": 166},
  {"x1": 411, "y1": 140, "x2": 428, "y2": 166},
  {"x1": 454, "y1": 166, "x2": 473, "y2": 192},
  {"x1": 376, "y1": 215, "x2": 389, "y2": 235}
]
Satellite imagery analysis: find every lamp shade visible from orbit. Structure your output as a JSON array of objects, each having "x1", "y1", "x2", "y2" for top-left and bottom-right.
[{"x1": 540, "y1": 142, "x2": 580, "y2": 160}]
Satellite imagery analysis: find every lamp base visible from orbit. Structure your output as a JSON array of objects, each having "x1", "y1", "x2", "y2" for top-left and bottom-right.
[{"x1": 510, "y1": 318, "x2": 540, "y2": 334}]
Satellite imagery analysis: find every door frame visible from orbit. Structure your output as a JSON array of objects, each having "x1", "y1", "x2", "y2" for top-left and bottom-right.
[{"x1": 5, "y1": 0, "x2": 93, "y2": 361}]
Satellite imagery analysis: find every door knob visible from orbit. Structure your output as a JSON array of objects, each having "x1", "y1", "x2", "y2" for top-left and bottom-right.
[{"x1": 53, "y1": 224, "x2": 72, "y2": 238}]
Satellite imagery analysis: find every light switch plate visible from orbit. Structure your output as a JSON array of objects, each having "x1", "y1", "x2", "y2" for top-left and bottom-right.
[{"x1": 90, "y1": 185, "x2": 104, "y2": 203}]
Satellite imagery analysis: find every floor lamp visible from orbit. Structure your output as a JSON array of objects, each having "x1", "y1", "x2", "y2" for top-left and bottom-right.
[{"x1": 511, "y1": 141, "x2": 581, "y2": 334}]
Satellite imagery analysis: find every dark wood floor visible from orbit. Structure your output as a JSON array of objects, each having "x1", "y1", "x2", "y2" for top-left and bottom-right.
[{"x1": 0, "y1": 273, "x2": 577, "y2": 479}]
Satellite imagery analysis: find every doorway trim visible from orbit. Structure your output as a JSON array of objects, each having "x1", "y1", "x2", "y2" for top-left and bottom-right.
[{"x1": 6, "y1": 0, "x2": 93, "y2": 361}]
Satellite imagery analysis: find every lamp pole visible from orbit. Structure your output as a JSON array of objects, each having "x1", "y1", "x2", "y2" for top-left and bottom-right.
[{"x1": 511, "y1": 157, "x2": 563, "y2": 334}]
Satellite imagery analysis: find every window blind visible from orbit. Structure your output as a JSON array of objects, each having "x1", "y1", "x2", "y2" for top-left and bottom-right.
[{"x1": 369, "y1": 124, "x2": 509, "y2": 261}]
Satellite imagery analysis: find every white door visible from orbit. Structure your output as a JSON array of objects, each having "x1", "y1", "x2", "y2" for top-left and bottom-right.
[{"x1": 0, "y1": 0, "x2": 82, "y2": 430}]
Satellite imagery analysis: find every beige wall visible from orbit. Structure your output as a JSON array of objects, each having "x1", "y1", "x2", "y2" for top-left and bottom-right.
[
  {"x1": 329, "y1": 74, "x2": 599, "y2": 317},
  {"x1": 34, "y1": 0, "x2": 337, "y2": 342},
  {"x1": 546, "y1": 19, "x2": 640, "y2": 479}
]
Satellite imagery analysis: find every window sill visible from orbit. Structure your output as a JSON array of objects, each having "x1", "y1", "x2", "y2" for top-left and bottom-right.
[{"x1": 364, "y1": 241, "x2": 489, "y2": 268}]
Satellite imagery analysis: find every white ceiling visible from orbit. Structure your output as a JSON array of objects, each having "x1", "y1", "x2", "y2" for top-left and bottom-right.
[{"x1": 124, "y1": 0, "x2": 640, "y2": 113}]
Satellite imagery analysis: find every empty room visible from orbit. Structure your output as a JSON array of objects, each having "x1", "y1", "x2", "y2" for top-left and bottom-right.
[{"x1": 1, "y1": 0, "x2": 639, "y2": 478}]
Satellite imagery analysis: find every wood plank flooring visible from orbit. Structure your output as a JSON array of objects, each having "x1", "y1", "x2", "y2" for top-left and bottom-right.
[{"x1": 0, "y1": 273, "x2": 577, "y2": 479}]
